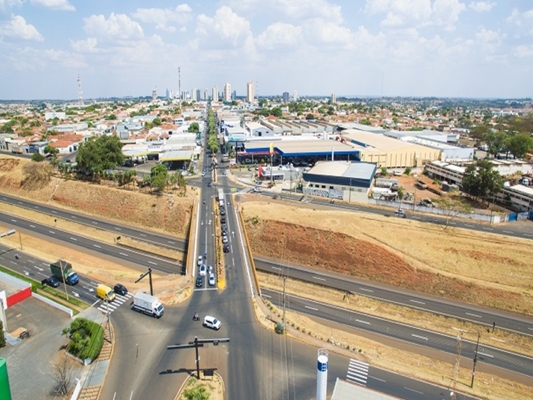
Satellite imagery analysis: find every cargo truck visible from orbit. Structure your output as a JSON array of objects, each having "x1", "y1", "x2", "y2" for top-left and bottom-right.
[
  {"x1": 132, "y1": 292, "x2": 164, "y2": 318},
  {"x1": 50, "y1": 260, "x2": 79, "y2": 286}
]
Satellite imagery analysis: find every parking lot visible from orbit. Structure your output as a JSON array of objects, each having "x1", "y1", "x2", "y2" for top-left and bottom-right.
[{"x1": 2, "y1": 297, "x2": 73, "y2": 399}]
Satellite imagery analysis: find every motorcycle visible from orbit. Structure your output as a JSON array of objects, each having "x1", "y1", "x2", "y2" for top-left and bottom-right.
[{"x1": 193, "y1": 312, "x2": 200, "y2": 321}]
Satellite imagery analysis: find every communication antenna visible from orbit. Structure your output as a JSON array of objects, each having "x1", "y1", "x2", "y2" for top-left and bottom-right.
[{"x1": 77, "y1": 73, "x2": 84, "y2": 106}]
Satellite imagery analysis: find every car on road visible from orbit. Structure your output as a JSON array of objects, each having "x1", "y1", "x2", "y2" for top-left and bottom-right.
[
  {"x1": 198, "y1": 255, "x2": 203, "y2": 266},
  {"x1": 221, "y1": 228, "x2": 227, "y2": 236},
  {"x1": 202, "y1": 171, "x2": 206, "y2": 177},
  {"x1": 114, "y1": 283, "x2": 128, "y2": 296},
  {"x1": 253, "y1": 187, "x2": 261, "y2": 193},
  {"x1": 42, "y1": 275, "x2": 60, "y2": 288},
  {"x1": 221, "y1": 223, "x2": 227, "y2": 231},
  {"x1": 199, "y1": 264, "x2": 207, "y2": 276},
  {"x1": 207, "y1": 265, "x2": 213, "y2": 273},
  {"x1": 203, "y1": 315, "x2": 221, "y2": 330},
  {"x1": 394, "y1": 209, "x2": 406, "y2": 218},
  {"x1": 223, "y1": 244, "x2": 230, "y2": 253},
  {"x1": 207, "y1": 182, "x2": 212, "y2": 187},
  {"x1": 220, "y1": 208, "x2": 226, "y2": 216},
  {"x1": 208, "y1": 273, "x2": 216, "y2": 286},
  {"x1": 196, "y1": 277, "x2": 203, "y2": 288},
  {"x1": 222, "y1": 235, "x2": 229, "y2": 244}
]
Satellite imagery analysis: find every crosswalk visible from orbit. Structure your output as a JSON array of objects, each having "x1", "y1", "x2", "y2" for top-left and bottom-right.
[
  {"x1": 346, "y1": 359, "x2": 369, "y2": 386},
  {"x1": 96, "y1": 292, "x2": 132, "y2": 314}
]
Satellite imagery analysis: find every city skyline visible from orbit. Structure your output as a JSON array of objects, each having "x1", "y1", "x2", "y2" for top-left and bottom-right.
[{"x1": 1, "y1": 1, "x2": 533, "y2": 100}]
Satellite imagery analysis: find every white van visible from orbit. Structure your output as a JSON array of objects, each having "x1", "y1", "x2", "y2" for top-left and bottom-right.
[{"x1": 203, "y1": 315, "x2": 221, "y2": 330}]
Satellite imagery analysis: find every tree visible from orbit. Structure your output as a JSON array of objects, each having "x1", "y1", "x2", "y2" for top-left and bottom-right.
[
  {"x1": 270, "y1": 107, "x2": 282, "y2": 118},
  {"x1": 485, "y1": 131, "x2": 508, "y2": 157},
  {"x1": 505, "y1": 133, "x2": 533, "y2": 159},
  {"x1": 188, "y1": 122, "x2": 200, "y2": 133},
  {"x1": 305, "y1": 114, "x2": 315, "y2": 120},
  {"x1": 76, "y1": 135, "x2": 125, "y2": 178},
  {"x1": 150, "y1": 163, "x2": 168, "y2": 192},
  {"x1": 432, "y1": 195, "x2": 473, "y2": 229},
  {"x1": 461, "y1": 160, "x2": 504, "y2": 202},
  {"x1": 105, "y1": 114, "x2": 117, "y2": 120},
  {"x1": 44, "y1": 145, "x2": 59, "y2": 160},
  {"x1": 51, "y1": 355, "x2": 75, "y2": 396},
  {"x1": 31, "y1": 153, "x2": 45, "y2": 162}
]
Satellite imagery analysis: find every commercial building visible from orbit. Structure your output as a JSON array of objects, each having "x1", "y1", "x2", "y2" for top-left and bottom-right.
[
  {"x1": 224, "y1": 83, "x2": 231, "y2": 102},
  {"x1": 302, "y1": 160, "x2": 376, "y2": 203},
  {"x1": 283, "y1": 92, "x2": 290, "y2": 103}
]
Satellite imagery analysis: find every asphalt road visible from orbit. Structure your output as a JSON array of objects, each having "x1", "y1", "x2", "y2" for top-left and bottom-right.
[
  {"x1": 255, "y1": 258, "x2": 533, "y2": 338},
  {"x1": 263, "y1": 288, "x2": 533, "y2": 380},
  {"x1": 0, "y1": 192, "x2": 187, "y2": 251},
  {"x1": 0, "y1": 212, "x2": 181, "y2": 275}
]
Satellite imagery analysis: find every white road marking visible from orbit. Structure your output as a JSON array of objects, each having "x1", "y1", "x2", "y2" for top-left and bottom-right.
[
  {"x1": 148, "y1": 261, "x2": 157, "y2": 265},
  {"x1": 167, "y1": 240, "x2": 175, "y2": 244},
  {"x1": 466, "y1": 312, "x2": 482, "y2": 318},
  {"x1": 52, "y1": 210, "x2": 57, "y2": 214},
  {"x1": 355, "y1": 319, "x2": 370, "y2": 325},
  {"x1": 49, "y1": 230, "x2": 55, "y2": 234},
  {"x1": 271, "y1": 267, "x2": 281, "y2": 271},
  {"x1": 263, "y1": 294, "x2": 271, "y2": 298},
  {"x1": 305, "y1": 306, "x2": 318, "y2": 311},
  {"x1": 94, "y1": 244, "x2": 101, "y2": 248},
  {"x1": 503, "y1": 230, "x2": 513, "y2": 234},
  {"x1": 409, "y1": 299, "x2": 425, "y2": 305},
  {"x1": 92, "y1": 221, "x2": 98, "y2": 225},
  {"x1": 30, "y1": 225, "x2": 35, "y2": 228},
  {"x1": 114, "y1": 227, "x2": 121, "y2": 231},
  {"x1": 404, "y1": 387, "x2": 424, "y2": 395},
  {"x1": 119, "y1": 253, "x2": 128, "y2": 257},
  {"x1": 313, "y1": 276, "x2": 326, "y2": 281},
  {"x1": 70, "y1": 237, "x2": 77, "y2": 241},
  {"x1": 140, "y1": 233, "x2": 146, "y2": 237},
  {"x1": 359, "y1": 287, "x2": 373, "y2": 293},
  {"x1": 478, "y1": 352, "x2": 494, "y2": 358},
  {"x1": 412, "y1": 334, "x2": 428, "y2": 340}
]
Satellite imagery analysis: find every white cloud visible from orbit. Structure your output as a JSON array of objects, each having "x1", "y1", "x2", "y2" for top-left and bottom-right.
[
  {"x1": 70, "y1": 37, "x2": 100, "y2": 53},
  {"x1": 514, "y1": 44, "x2": 533, "y2": 58},
  {"x1": 0, "y1": 15, "x2": 43, "y2": 41},
  {"x1": 302, "y1": 19, "x2": 354, "y2": 45},
  {"x1": 475, "y1": 27, "x2": 503, "y2": 52},
  {"x1": 44, "y1": 48, "x2": 86, "y2": 68},
  {"x1": 272, "y1": 0, "x2": 344, "y2": 23},
  {"x1": 506, "y1": 8, "x2": 533, "y2": 26},
  {"x1": 256, "y1": 22, "x2": 302, "y2": 50},
  {"x1": 83, "y1": 13, "x2": 144, "y2": 41},
  {"x1": 195, "y1": 6, "x2": 251, "y2": 48},
  {"x1": 469, "y1": 2, "x2": 495, "y2": 12},
  {"x1": 30, "y1": 0, "x2": 75, "y2": 11},
  {"x1": 0, "y1": 0, "x2": 22, "y2": 11},
  {"x1": 365, "y1": 0, "x2": 466, "y2": 31},
  {"x1": 132, "y1": 4, "x2": 192, "y2": 33}
]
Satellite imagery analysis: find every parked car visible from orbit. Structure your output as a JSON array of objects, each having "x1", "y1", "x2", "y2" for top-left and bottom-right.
[
  {"x1": 203, "y1": 315, "x2": 221, "y2": 330},
  {"x1": 222, "y1": 235, "x2": 229, "y2": 244},
  {"x1": 208, "y1": 273, "x2": 216, "y2": 286},
  {"x1": 220, "y1": 209, "x2": 226, "y2": 216},
  {"x1": 223, "y1": 244, "x2": 230, "y2": 253},
  {"x1": 42, "y1": 275, "x2": 60, "y2": 288},
  {"x1": 196, "y1": 277, "x2": 203, "y2": 288},
  {"x1": 199, "y1": 264, "x2": 207, "y2": 276},
  {"x1": 114, "y1": 283, "x2": 128, "y2": 296}
]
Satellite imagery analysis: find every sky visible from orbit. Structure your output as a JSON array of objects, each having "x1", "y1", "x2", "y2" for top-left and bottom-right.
[{"x1": 0, "y1": 0, "x2": 532, "y2": 100}]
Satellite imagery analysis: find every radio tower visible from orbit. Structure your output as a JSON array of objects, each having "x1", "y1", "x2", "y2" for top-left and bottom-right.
[
  {"x1": 178, "y1": 66, "x2": 181, "y2": 104},
  {"x1": 77, "y1": 74, "x2": 84, "y2": 106}
]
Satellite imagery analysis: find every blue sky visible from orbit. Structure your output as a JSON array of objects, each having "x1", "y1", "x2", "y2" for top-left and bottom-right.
[{"x1": 0, "y1": 0, "x2": 532, "y2": 100}]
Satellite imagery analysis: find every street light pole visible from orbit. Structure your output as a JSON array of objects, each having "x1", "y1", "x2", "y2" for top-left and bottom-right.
[{"x1": 471, "y1": 331, "x2": 481, "y2": 388}]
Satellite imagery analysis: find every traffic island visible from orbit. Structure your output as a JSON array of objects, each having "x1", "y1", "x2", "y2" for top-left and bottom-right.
[{"x1": 176, "y1": 372, "x2": 225, "y2": 400}]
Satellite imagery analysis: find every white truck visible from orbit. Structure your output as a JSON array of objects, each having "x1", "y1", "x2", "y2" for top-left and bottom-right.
[{"x1": 132, "y1": 292, "x2": 164, "y2": 318}]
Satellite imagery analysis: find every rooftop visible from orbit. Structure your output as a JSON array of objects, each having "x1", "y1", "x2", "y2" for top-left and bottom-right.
[{"x1": 308, "y1": 160, "x2": 376, "y2": 179}]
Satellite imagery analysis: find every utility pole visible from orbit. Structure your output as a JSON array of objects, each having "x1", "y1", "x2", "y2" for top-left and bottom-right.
[
  {"x1": 471, "y1": 331, "x2": 481, "y2": 388},
  {"x1": 59, "y1": 259, "x2": 69, "y2": 301},
  {"x1": 135, "y1": 268, "x2": 153, "y2": 295},
  {"x1": 282, "y1": 275, "x2": 287, "y2": 334},
  {"x1": 451, "y1": 334, "x2": 462, "y2": 400},
  {"x1": 167, "y1": 336, "x2": 230, "y2": 379}
]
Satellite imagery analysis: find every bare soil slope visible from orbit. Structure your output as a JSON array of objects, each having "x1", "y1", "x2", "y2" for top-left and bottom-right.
[
  {"x1": 241, "y1": 198, "x2": 533, "y2": 315},
  {"x1": 0, "y1": 157, "x2": 192, "y2": 237}
]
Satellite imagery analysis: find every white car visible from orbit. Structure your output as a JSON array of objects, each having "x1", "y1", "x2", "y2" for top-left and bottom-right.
[
  {"x1": 198, "y1": 255, "x2": 203, "y2": 266},
  {"x1": 202, "y1": 171, "x2": 206, "y2": 177},
  {"x1": 208, "y1": 273, "x2": 216, "y2": 286},
  {"x1": 199, "y1": 264, "x2": 207, "y2": 276},
  {"x1": 204, "y1": 315, "x2": 221, "y2": 330},
  {"x1": 222, "y1": 235, "x2": 229, "y2": 244}
]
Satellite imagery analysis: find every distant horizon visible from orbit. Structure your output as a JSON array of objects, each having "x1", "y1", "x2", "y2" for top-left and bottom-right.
[{"x1": 1, "y1": 2, "x2": 533, "y2": 100}]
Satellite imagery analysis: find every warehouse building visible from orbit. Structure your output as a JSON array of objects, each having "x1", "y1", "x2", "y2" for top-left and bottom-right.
[{"x1": 302, "y1": 160, "x2": 376, "y2": 203}]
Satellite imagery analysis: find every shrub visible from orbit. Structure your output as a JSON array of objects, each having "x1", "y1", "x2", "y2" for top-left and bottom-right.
[
  {"x1": 64, "y1": 318, "x2": 104, "y2": 361},
  {"x1": 275, "y1": 322, "x2": 285, "y2": 334},
  {"x1": 0, "y1": 321, "x2": 5, "y2": 348}
]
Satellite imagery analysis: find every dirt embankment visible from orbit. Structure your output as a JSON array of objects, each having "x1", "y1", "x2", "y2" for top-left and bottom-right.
[
  {"x1": 242, "y1": 200, "x2": 533, "y2": 316},
  {"x1": 0, "y1": 157, "x2": 192, "y2": 237}
]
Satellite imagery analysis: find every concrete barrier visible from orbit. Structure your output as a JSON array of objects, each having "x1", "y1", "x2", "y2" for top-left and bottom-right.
[{"x1": 33, "y1": 292, "x2": 74, "y2": 318}]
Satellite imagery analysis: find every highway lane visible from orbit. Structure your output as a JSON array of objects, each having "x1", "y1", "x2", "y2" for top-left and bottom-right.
[
  {"x1": 0, "y1": 192, "x2": 187, "y2": 251},
  {"x1": 256, "y1": 258, "x2": 533, "y2": 338},
  {"x1": 0, "y1": 212, "x2": 181, "y2": 274},
  {"x1": 263, "y1": 288, "x2": 533, "y2": 380}
]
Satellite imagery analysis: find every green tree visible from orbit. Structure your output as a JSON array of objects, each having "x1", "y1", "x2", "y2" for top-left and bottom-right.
[
  {"x1": 105, "y1": 114, "x2": 117, "y2": 120},
  {"x1": 31, "y1": 153, "x2": 45, "y2": 162},
  {"x1": 76, "y1": 135, "x2": 125, "y2": 178},
  {"x1": 150, "y1": 163, "x2": 168, "y2": 192},
  {"x1": 432, "y1": 195, "x2": 473, "y2": 229},
  {"x1": 44, "y1": 145, "x2": 59, "y2": 160},
  {"x1": 461, "y1": 160, "x2": 504, "y2": 202},
  {"x1": 485, "y1": 131, "x2": 508, "y2": 157},
  {"x1": 360, "y1": 118, "x2": 371, "y2": 126},
  {"x1": 305, "y1": 114, "x2": 315, "y2": 120},
  {"x1": 152, "y1": 118, "x2": 161, "y2": 126},
  {"x1": 505, "y1": 133, "x2": 533, "y2": 159},
  {"x1": 188, "y1": 122, "x2": 200, "y2": 133},
  {"x1": 270, "y1": 107, "x2": 282, "y2": 118}
]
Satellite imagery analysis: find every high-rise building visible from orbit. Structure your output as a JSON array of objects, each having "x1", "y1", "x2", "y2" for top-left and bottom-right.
[
  {"x1": 293, "y1": 90, "x2": 298, "y2": 101},
  {"x1": 224, "y1": 83, "x2": 231, "y2": 102},
  {"x1": 331, "y1": 93, "x2": 336, "y2": 103},
  {"x1": 191, "y1": 88, "x2": 197, "y2": 102},
  {"x1": 204, "y1": 89, "x2": 208, "y2": 101},
  {"x1": 247, "y1": 81, "x2": 254, "y2": 103},
  {"x1": 231, "y1": 90, "x2": 236, "y2": 101},
  {"x1": 282, "y1": 92, "x2": 290, "y2": 103},
  {"x1": 212, "y1": 86, "x2": 219, "y2": 102},
  {"x1": 196, "y1": 89, "x2": 201, "y2": 102}
]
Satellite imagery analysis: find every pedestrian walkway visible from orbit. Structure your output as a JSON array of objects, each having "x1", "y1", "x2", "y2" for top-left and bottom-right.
[
  {"x1": 346, "y1": 359, "x2": 369, "y2": 386},
  {"x1": 96, "y1": 292, "x2": 132, "y2": 314}
]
